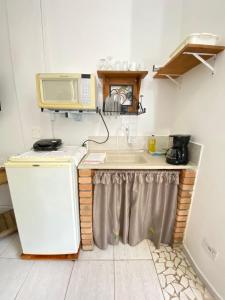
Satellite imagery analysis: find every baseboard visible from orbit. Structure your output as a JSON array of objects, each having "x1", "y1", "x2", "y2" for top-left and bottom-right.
[
  {"x1": 21, "y1": 245, "x2": 80, "y2": 261},
  {"x1": 182, "y1": 244, "x2": 222, "y2": 300}
]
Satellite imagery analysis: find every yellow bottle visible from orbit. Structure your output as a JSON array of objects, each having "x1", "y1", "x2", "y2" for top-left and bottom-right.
[{"x1": 148, "y1": 135, "x2": 156, "y2": 153}]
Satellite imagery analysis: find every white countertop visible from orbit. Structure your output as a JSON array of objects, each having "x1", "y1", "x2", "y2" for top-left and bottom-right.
[
  {"x1": 78, "y1": 150, "x2": 197, "y2": 170},
  {"x1": 6, "y1": 146, "x2": 87, "y2": 166}
]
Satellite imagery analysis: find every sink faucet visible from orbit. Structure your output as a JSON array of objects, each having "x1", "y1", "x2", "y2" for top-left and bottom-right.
[
  {"x1": 126, "y1": 125, "x2": 136, "y2": 145},
  {"x1": 116, "y1": 125, "x2": 126, "y2": 150},
  {"x1": 116, "y1": 123, "x2": 136, "y2": 149},
  {"x1": 125, "y1": 126, "x2": 131, "y2": 145}
]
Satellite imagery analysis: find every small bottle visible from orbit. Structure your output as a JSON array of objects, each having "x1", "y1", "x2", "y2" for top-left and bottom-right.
[{"x1": 148, "y1": 135, "x2": 156, "y2": 153}]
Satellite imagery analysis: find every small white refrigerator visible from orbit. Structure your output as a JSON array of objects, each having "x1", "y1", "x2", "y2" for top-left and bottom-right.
[{"x1": 5, "y1": 146, "x2": 86, "y2": 257}]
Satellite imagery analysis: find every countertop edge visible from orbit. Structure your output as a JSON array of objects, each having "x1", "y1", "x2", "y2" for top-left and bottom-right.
[{"x1": 78, "y1": 164, "x2": 197, "y2": 170}]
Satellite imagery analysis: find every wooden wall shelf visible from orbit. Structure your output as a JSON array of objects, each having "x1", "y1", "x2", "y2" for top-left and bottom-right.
[
  {"x1": 97, "y1": 70, "x2": 148, "y2": 115},
  {"x1": 153, "y1": 44, "x2": 225, "y2": 81},
  {"x1": 97, "y1": 70, "x2": 148, "y2": 79}
]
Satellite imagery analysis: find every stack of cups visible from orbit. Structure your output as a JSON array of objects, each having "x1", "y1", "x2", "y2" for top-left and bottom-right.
[{"x1": 97, "y1": 57, "x2": 145, "y2": 71}]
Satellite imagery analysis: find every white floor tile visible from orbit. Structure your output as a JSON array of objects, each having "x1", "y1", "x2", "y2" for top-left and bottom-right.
[
  {"x1": 0, "y1": 234, "x2": 12, "y2": 255},
  {"x1": 16, "y1": 261, "x2": 73, "y2": 300},
  {"x1": 0, "y1": 233, "x2": 22, "y2": 258},
  {"x1": 114, "y1": 239, "x2": 152, "y2": 260},
  {"x1": 0, "y1": 233, "x2": 214, "y2": 300},
  {"x1": 115, "y1": 260, "x2": 164, "y2": 300},
  {"x1": 0, "y1": 258, "x2": 33, "y2": 300},
  {"x1": 79, "y1": 244, "x2": 114, "y2": 260},
  {"x1": 65, "y1": 260, "x2": 114, "y2": 300}
]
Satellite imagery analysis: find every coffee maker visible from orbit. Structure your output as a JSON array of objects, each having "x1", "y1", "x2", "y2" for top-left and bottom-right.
[{"x1": 166, "y1": 135, "x2": 191, "y2": 165}]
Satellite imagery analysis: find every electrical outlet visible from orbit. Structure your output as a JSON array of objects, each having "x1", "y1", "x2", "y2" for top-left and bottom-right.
[{"x1": 202, "y1": 238, "x2": 218, "y2": 260}]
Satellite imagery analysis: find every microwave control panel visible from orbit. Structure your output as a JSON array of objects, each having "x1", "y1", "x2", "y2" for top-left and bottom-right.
[{"x1": 80, "y1": 74, "x2": 91, "y2": 105}]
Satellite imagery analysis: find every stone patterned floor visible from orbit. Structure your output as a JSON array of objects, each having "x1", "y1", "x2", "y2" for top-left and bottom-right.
[{"x1": 149, "y1": 242, "x2": 214, "y2": 300}]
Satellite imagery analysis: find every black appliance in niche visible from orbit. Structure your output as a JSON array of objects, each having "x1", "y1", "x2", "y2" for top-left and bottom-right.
[
  {"x1": 166, "y1": 135, "x2": 191, "y2": 165},
  {"x1": 33, "y1": 139, "x2": 62, "y2": 151}
]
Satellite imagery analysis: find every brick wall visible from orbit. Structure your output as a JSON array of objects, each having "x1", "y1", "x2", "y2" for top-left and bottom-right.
[
  {"x1": 173, "y1": 169, "x2": 196, "y2": 246},
  {"x1": 78, "y1": 169, "x2": 196, "y2": 250},
  {"x1": 78, "y1": 169, "x2": 94, "y2": 250}
]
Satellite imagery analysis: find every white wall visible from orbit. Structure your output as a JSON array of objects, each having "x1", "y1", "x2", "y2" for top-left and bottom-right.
[
  {"x1": 173, "y1": 1, "x2": 225, "y2": 298},
  {"x1": 0, "y1": 0, "x2": 182, "y2": 154},
  {"x1": 130, "y1": 0, "x2": 182, "y2": 134},
  {"x1": 0, "y1": 0, "x2": 25, "y2": 159}
]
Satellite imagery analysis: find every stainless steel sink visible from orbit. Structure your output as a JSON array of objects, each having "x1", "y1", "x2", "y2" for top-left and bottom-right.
[{"x1": 106, "y1": 152, "x2": 148, "y2": 164}]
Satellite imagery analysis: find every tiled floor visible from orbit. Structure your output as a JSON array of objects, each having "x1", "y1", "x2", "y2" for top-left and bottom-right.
[{"x1": 0, "y1": 233, "x2": 214, "y2": 300}]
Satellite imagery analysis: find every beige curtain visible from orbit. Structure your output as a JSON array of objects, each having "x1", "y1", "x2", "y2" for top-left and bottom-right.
[{"x1": 93, "y1": 170, "x2": 179, "y2": 249}]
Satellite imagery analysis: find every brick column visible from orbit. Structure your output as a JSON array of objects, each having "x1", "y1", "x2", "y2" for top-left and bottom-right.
[
  {"x1": 78, "y1": 169, "x2": 94, "y2": 250},
  {"x1": 173, "y1": 169, "x2": 196, "y2": 246}
]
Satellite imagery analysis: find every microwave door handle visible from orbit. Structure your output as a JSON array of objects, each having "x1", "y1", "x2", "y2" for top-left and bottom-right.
[
  {"x1": 76, "y1": 78, "x2": 80, "y2": 104},
  {"x1": 70, "y1": 80, "x2": 75, "y2": 102},
  {"x1": 79, "y1": 77, "x2": 84, "y2": 105}
]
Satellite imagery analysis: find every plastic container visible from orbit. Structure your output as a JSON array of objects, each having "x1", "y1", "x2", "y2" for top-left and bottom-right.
[
  {"x1": 187, "y1": 33, "x2": 219, "y2": 45},
  {"x1": 170, "y1": 33, "x2": 220, "y2": 58}
]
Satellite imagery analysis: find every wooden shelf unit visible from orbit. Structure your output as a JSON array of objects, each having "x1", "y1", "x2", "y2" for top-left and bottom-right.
[
  {"x1": 97, "y1": 70, "x2": 148, "y2": 114},
  {"x1": 97, "y1": 70, "x2": 148, "y2": 79},
  {"x1": 0, "y1": 167, "x2": 7, "y2": 185},
  {"x1": 153, "y1": 44, "x2": 225, "y2": 80}
]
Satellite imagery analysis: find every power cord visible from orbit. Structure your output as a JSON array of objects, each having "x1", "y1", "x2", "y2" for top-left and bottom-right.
[{"x1": 81, "y1": 109, "x2": 109, "y2": 147}]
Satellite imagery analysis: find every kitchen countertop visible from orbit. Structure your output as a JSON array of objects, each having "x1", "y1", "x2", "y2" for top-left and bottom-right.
[{"x1": 78, "y1": 150, "x2": 197, "y2": 170}]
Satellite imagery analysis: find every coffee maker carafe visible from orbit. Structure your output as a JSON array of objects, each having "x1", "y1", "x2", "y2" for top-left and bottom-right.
[{"x1": 166, "y1": 135, "x2": 191, "y2": 165}]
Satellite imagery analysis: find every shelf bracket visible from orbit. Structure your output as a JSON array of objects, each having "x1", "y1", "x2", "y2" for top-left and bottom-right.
[
  {"x1": 183, "y1": 52, "x2": 217, "y2": 75},
  {"x1": 164, "y1": 75, "x2": 180, "y2": 87}
]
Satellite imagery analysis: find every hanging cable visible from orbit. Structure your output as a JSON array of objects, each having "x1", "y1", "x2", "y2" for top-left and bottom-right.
[{"x1": 81, "y1": 110, "x2": 109, "y2": 147}]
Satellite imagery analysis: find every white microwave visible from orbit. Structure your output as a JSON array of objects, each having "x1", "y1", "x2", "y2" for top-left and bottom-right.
[{"x1": 36, "y1": 73, "x2": 96, "y2": 110}]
